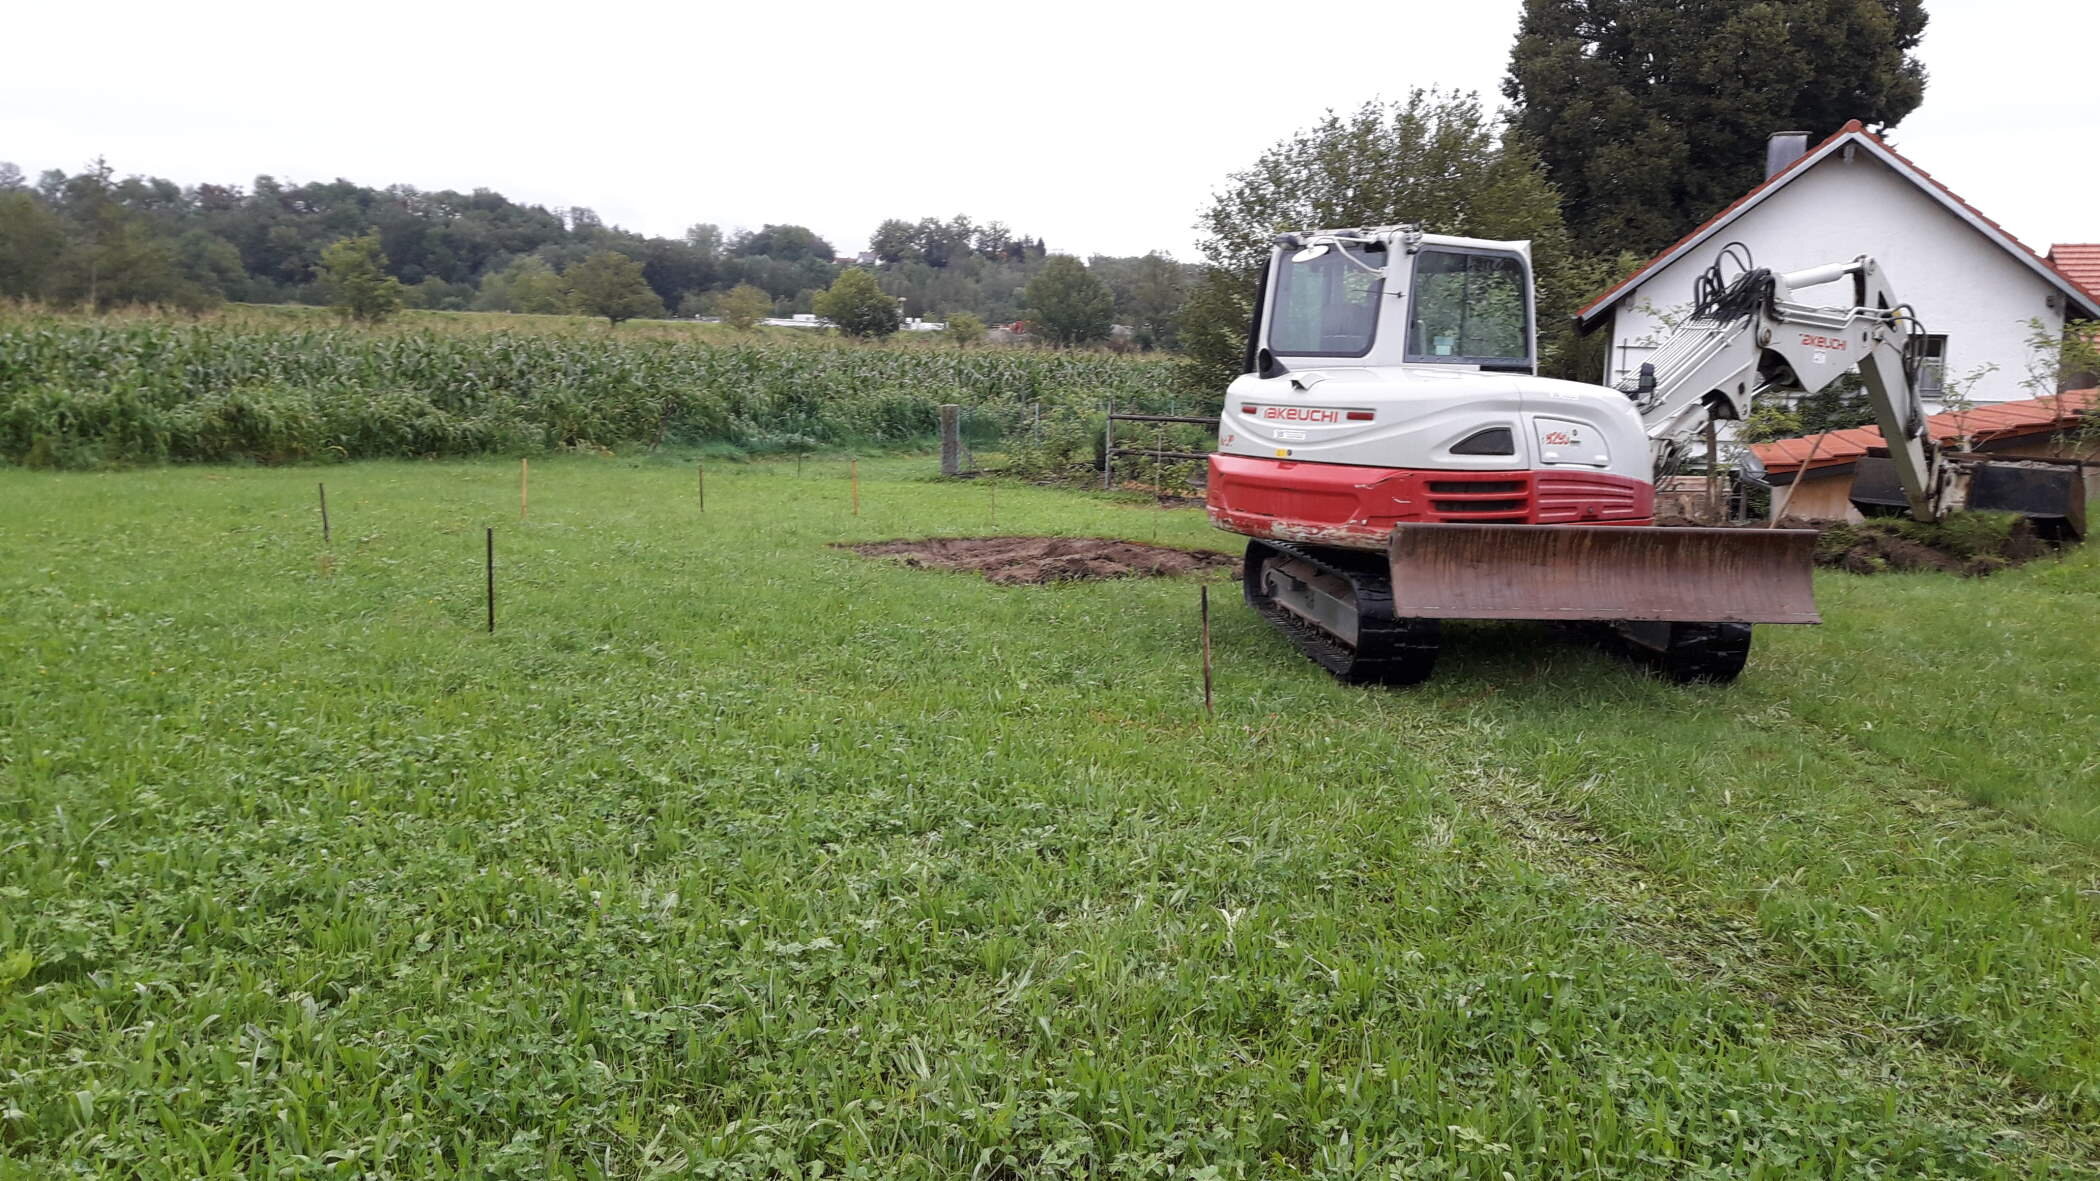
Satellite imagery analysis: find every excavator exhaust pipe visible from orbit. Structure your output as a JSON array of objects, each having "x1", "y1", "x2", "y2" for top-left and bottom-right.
[{"x1": 1386, "y1": 523, "x2": 1822, "y2": 625}]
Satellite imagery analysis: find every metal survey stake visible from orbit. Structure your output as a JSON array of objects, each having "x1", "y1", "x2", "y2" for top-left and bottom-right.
[
  {"x1": 485, "y1": 528, "x2": 495, "y2": 633},
  {"x1": 1200, "y1": 584, "x2": 1214, "y2": 719},
  {"x1": 318, "y1": 482, "x2": 330, "y2": 543}
]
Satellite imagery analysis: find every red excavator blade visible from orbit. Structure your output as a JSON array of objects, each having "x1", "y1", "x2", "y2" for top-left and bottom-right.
[{"x1": 1387, "y1": 523, "x2": 1822, "y2": 624}]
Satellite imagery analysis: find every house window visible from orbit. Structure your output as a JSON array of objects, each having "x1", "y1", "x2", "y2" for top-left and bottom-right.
[{"x1": 1917, "y1": 334, "x2": 1948, "y2": 398}]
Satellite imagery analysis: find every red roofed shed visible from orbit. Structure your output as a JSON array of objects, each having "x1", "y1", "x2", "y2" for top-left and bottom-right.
[{"x1": 1746, "y1": 390, "x2": 2098, "y2": 519}]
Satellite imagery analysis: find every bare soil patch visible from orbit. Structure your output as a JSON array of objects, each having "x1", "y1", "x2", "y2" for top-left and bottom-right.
[
  {"x1": 846, "y1": 536, "x2": 1237, "y2": 585},
  {"x1": 1658, "y1": 513, "x2": 2050, "y2": 576}
]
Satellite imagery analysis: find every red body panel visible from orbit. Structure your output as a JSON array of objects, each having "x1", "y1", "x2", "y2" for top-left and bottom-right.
[{"x1": 1206, "y1": 454, "x2": 1655, "y2": 550}]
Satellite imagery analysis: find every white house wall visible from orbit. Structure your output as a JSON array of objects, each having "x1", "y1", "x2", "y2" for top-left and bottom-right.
[{"x1": 1604, "y1": 151, "x2": 2067, "y2": 408}]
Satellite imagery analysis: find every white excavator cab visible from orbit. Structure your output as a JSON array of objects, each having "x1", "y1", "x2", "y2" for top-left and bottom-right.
[{"x1": 1252, "y1": 228, "x2": 1537, "y2": 379}]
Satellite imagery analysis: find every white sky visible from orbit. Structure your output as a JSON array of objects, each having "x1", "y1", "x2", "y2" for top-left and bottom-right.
[{"x1": 3, "y1": 0, "x2": 2093, "y2": 262}]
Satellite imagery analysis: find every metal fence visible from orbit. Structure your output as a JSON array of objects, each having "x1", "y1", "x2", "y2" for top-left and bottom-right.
[{"x1": 1103, "y1": 411, "x2": 1217, "y2": 492}]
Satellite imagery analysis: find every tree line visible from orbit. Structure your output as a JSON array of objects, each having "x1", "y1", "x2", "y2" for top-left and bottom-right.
[{"x1": 0, "y1": 159, "x2": 1195, "y2": 347}]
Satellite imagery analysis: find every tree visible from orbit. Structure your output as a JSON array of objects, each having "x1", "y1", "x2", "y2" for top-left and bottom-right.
[
  {"x1": 1198, "y1": 89, "x2": 1604, "y2": 374},
  {"x1": 1505, "y1": 0, "x2": 1928, "y2": 256},
  {"x1": 174, "y1": 230, "x2": 248, "y2": 302},
  {"x1": 684, "y1": 223, "x2": 723, "y2": 259},
  {"x1": 46, "y1": 159, "x2": 201, "y2": 310},
  {"x1": 869, "y1": 219, "x2": 919, "y2": 266},
  {"x1": 1175, "y1": 267, "x2": 1256, "y2": 400},
  {"x1": 734, "y1": 224, "x2": 835, "y2": 263},
  {"x1": 475, "y1": 255, "x2": 567, "y2": 313},
  {"x1": 1121, "y1": 252, "x2": 1188, "y2": 349},
  {"x1": 944, "y1": 312, "x2": 985, "y2": 345},
  {"x1": 1025, "y1": 255, "x2": 1114, "y2": 346},
  {"x1": 972, "y1": 221, "x2": 1013, "y2": 261},
  {"x1": 317, "y1": 231, "x2": 404, "y2": 323},
  {"x1": 564, "y1": 251, "x2": 662, "y2": 326},
  {"x1": 812, "y1": 268, "x2": 901, "y2": 338},
  {"x1": 713, "y1": 283, "x2": 772, "y2": 329},
  {"x1": 0, "y1": 190, "x2": 64, "y2": 298}
]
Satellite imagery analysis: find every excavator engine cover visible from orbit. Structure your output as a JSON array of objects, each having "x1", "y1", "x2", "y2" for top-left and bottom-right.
[{"x1": 1386, "y1": 523, "x2": 1822, "y2": 624}]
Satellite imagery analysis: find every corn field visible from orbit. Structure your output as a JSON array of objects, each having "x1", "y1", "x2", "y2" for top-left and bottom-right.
[{"x1": 0, "y1": 311, "x2": 1195, "y2": 468}]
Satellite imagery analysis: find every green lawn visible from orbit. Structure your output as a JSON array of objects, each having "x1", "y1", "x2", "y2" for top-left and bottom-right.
[{"x1": 4, "y1": 456, "x2": 2098, "y2": 1178}]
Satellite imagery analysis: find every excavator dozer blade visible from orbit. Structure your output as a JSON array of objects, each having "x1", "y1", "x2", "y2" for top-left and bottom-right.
[{"x1": 1387, "y1": 523, "x2": 1822, "y2": 625}]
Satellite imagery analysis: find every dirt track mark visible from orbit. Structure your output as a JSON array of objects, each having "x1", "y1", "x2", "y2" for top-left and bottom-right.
[
  {"x1": 1442, "y1": 759, "x2": 2096, "y2": 1168},
  {"x1": 845, "y1": 536, "x2": 1237, "y2": 585}
]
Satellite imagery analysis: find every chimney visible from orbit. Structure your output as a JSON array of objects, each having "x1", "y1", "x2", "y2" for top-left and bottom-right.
[{"x1": 1765, "y1": 132, "x2": 1811, "y2": 178}]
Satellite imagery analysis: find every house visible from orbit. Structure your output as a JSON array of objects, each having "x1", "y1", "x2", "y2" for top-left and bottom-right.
[
  {"x1": 1577, "y1": 122, "x2": 2100, "y2": 409},
  {"x1": 1746, "y1": 389, "x2": 2097, "y2": 520}
]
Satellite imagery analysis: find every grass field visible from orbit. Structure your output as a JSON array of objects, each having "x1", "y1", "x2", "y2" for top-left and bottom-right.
[{"x1": 4, "y1": 456, "x2": 2099, "y2": 1178}]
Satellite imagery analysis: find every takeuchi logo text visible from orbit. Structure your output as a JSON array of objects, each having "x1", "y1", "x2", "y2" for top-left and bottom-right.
[{"x1": 1257, "y1": 406, "x2": 1340, "y2": 423}]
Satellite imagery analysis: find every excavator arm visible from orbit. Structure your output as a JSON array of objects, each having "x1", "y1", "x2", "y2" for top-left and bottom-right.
[{"x1": 1625, "y1": 250, "x2": 1943, "y2": 521}]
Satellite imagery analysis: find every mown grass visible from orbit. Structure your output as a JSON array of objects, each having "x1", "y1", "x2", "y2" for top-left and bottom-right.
[{"x1": 3, "y1": 457, "x2": 2098, "y2": 1177}]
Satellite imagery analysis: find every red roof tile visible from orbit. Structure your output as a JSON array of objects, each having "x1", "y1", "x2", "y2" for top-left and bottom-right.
[
  {"x1": 1578, "y1": 122, "x2": 2100, "y2": 323},
  {"x1": 1748, "y1": 389, "x2": 2097, "y2": 474},
  {"x1": 2049, "y1": 245, "x2": 2100, "y2": 297}
]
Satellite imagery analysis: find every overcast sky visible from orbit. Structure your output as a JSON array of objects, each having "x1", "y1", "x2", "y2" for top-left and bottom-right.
[{"x1": 5, "y1": 0, "x2": 2093, "y2": 261}]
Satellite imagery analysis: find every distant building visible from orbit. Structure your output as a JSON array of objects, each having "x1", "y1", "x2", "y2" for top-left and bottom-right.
[{"x1": 1577, "y1": 122, "x2": 2100, "y2": 409}]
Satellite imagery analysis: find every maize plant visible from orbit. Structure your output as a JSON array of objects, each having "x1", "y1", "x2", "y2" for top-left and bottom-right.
[{"x1": 0, "y1": 311, "x2": 1192, "y2": 468}]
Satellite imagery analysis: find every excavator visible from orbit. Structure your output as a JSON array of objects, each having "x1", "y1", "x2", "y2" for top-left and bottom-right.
[{"x1": 1205, "y1": 226, "x2": 2086, "y2": 685}]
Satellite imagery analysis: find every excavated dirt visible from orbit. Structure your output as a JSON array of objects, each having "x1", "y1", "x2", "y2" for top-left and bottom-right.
[
  {"x1": 845, "y1": 536, "x2": 1238, "y2": 585},
  {"x1": 1657, "y1": 514, "x2": 2050, "y2": 576}
]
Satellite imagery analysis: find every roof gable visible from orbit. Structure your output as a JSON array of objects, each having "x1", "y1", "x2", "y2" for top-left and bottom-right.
[{"x1": 1577, "y1": 121, "x2": 2100, "y2": 325}]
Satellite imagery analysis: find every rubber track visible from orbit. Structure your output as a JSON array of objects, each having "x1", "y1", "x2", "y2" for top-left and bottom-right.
[
  {"x1": 1629, "y1": 621, "x2": 1754, "y2": 684},
  {"x1": 1243, "y1": 539, "x2": 1440, "y2": 686}
]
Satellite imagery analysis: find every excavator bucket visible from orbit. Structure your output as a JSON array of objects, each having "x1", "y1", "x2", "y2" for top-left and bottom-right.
[{"x1": 1386, "y1": 523, "x2": 1822, "y2": 625}]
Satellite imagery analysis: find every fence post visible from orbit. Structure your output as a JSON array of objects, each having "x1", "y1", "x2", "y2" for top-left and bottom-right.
[
  {"x1": 1102, "y1": 404, "x2": 1114, "y2": 490},
  {"x1": 485, "y1": 528, "x2": 496, "y2": 633},
  {"x1": 939, "y1": 404, "x2": 961, "y2": 477},
  {"x1": 1200, "y1": 584, "x2": 1214, "y2": 719}
]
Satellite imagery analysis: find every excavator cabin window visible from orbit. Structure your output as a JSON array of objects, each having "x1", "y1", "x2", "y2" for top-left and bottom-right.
[
  {"x1": 1405, "y1": 250, "x2": 1531, "y2": 370},
  {"x1": 1269, "y1": 242, "x2": 1385, "y2": 357}
]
